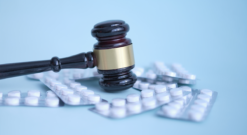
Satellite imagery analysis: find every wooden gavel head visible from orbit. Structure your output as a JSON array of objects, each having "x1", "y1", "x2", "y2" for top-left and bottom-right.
[
  {"x1": 92, "y1": 20, "x2": 137, "y2": 92},
  {"x1": 0, "y1": 20, "x2": 137, "y2": 92}
]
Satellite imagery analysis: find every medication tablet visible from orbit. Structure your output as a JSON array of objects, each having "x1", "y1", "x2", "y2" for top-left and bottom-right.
[
  {"x1": 190, "y1": 105, "x2": 206, "y2": 113},
  {"x1": 81, "y1": 90, "x2": 94, "y2": 97},
  {"x1": 179, "y1": 86, "x2": 192, "y2": 92},
  {"x1": 146, "y1": 72, "x2": 157, "y2": 80},
  {"x1": 45, "y1": 97, "x2": 59, "y2": 107},
  {"x1": 75, "y1": 86, "x2": 87, "y2": 92},
  {"x1": 162, "y1": 106, "x2": 179, "y2": 117},
  {"x1": 197, "y1": 94, "x2": 211, "y2": 102},
  {"x1": 48, "y1": 71, "x2": 59, "y2": 79},
  {"x1": 183, "y1": 74, "x2": 196, "y2": 80},
  {"x1": 49, "y1": 81, "x2": 62, "y2": 87},
  {"x1": 60, "y1": 89, "x2": 74, "y2": 96},
  {"x1": 63, "y1": 78, "x2": 73, "y2": 85},
  {"x1": 188, "y1": 110, "x2": 203, "y2": 121},
  {"x1": 0, "y1": 92, "x2": 3, "y2": 99},
  {"x1": 27, "y1": 90, "x2": 40, "y2": 97},
  {"x1": 127, "y1": 94, "x2": 140, "y2": 103},
  {"x1": 168, "y1": 102, "x2": 183, "y2": 110},
  {"x1": 127, "y1": 103, "x2": 142, "y2": 113},
  {"x1": 110, "y1": 107, "x2": 126, "y2": 118},
  {"x1": 96, "y1": 102, "x2": 110, "y2": 111},
  {"x1": 200, "y1": 89, "x2": 213, "y2": 96},
  {"x1": 32, "y1": 73, "x2": 44, "y2": 79},
  {"x1": 170, "y1": 88, "x2": 183, "y2": 97},
  {"x1": 8, "y1": 91, "x2": 21, "y2": 98},
  {"x1": 69, "y1": 82, "x2": 81, "y2": 88},
  {"x1": 154, "y1": 85, "x2": 167, "y2": 93},
  {"x1": 55, "y1": 84, "x2": 68, "y2": 91},
  {"x1": 67, "y1": 95, "x2": 81, "y2": 104},
  {"x1": 142, "y1": 98, "x2": 156, "y2": 108},
  {"x1": 148, "y1": 84, "x2": 156, "y2": 90},
  {"x1": 133, "y1": 80, "x2": 141, "y2": 88},
  {"x1": 112, "y1": 98, "x2": 126, "y2": 107},
  {"x1": 25, "y1": 97, "x2": 39, "y2": 106},
  {"x1": 194, "y1": 99, "x2": 208, "y2": 107},
  {"x1": 5, "y1": 97, "x2": 20, "y2": 105},
  {"x1": 139, "y1": 82, "x2": 150, "y2": 90},
  {"x1": 156, "y1": 93, "x2": 170, "y2": 102},
  {"x1": 88, "y1": 95, "x2": 101, "y2": 103},
  {"x1": 45, "y1": 77, "x2": 54, "y2": 83},
  {"x1": 174, "y1": 99, "x2": 185, "y2": 106},
  {"x1": 141, "y1": 89, "x2": 154, "y2": 98},
  {"x1": 166, "y1": 83, "x2": 177, "y2": 89},
  {"x1": 73, "y1": 73, "x2": 83, "y2": 79},
  {"x1": 164, "y1": 71, "x2": 176, "y2": 77},
  {"x1": 46, "y1": 91, "x2": 57, "y2": 97}
]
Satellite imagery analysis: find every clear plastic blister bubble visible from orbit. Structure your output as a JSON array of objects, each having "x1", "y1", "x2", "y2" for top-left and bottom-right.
[
  {"x1": 89, "y1": 86, "x2": 192, "y2": 119},
  {"x1": 26, "y1": 68, "x2": 102, "y2": 81},
  {"x1": 0, "y1": 90, "x2": 64, "y2": 107},
  {"x1": 40, "y1": 77, "x2": 107, "y2": 106},
  {"x1": 156, "y1": 89, "x2": 217, "y2": 122}
]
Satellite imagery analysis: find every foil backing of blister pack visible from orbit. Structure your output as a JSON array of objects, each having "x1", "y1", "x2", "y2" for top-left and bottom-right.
[
  {"x1": 40, "y1": 78, "x2": 107, "y2": 106},
  {"x1": 156, "y1": 89, "x2": 217, "y2": 122}
]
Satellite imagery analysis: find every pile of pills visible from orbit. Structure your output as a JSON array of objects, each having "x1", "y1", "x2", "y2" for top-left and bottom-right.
[
  {"x1": 170, "y1": 63, "x2": 196, "y2": 84},
  {"x1": 0, "y1": 90, "x2": 64, "y2": 107},
  {"x1": 40, "y1": 77, "x2": 107, "y2": 105},
  {"x1": 157, "y1": 89, "x2": 217, "y2": 122},
  {"x1": 89, "y1": 85, "x2": 192, "y2": 119}
]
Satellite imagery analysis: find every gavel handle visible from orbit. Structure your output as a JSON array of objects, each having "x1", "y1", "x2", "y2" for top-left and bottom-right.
[{"x1": 0, "y1": 52, "x2": 95, "y2": 79}]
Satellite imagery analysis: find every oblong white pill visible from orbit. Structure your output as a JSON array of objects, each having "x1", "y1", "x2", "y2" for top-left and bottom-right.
[
  {"x1": 88, "y1": 95, "x2": 101, "y2": 103},
  {"x1": 5, "y1": 97, "x2": 20, "y2": 105},
  {"x1": 60, "y1": 89, "x2": 74, "y2": 96},
  {"x1": 96, "y1": 102, "x2": 110, "y2": 111},
  {"x1": 179, "y1": 86, "x2": 192, "y2": 92},
  {"x1": 127, "y1": 94, "x2": 140, "y2": 103},
  {"x1": 139, "y1": 82, "x2": 150, "y2": 89},
  {"x1": 45, "y1": 97, "x2": 59, "y2": 107},
  {"x1": 170, "y1": 88, "x2": 183, "y2": 96},
  {"x1": 111, "y1": 107, "x2": 126, "y2": 118},
  {"x1": 156, "y1": 92, "x2": 170, "y2": 102},
  {"x1": 154, "y1": 85, "x2": 167, "y2": 93},
  {"x1": 188, "y1": 110, "x2": 204, "y2": 121},
  {"x1": 141, "y1": 89, "x2": 154, "y2": 98},
  {"x1": 27, "y1": 90, "x2": 40, "y2": 97},
  {"x1": 194, "y1": 99, "x2": 208, "y2": 107},
  {"x1": 197, "y1": 94, "x2": 211, "y2": 102},
  {"x1": 200, "y1": 89, "x2": 213, "y2": 96},
  {"x1": 75, "y1": 86, "x2": 87, "y2": 92},
  {"x1": 112, "y1": 98, "x2": 126, "y2": 107},
  {"x1": 8, "y1": 91, "x2": 21, "y2": 98},
  {"x1": 46, "y1": 91, "x2": 57, "y2": 97},
  {"x1": 25, "y1": 97, "x2": 39, "y2": 106},
  {"x1": 162, "y1": 105, "x2": 179, "y2": 117},
  {"x1": 67, "y1": 95, "x2": 81, "y2": 104},
  {"x1": 142, "y1": 98, "x2": 156, "y2": 108},
  {"x1": 69, "y1": 82, "x2": 81, "y2": 89},
  {"x1": 81, "y1": 90, "x2": 94, "y2": 97},
  {"x1": 55, "y1": 84, "x2": 68, "y2": 91},
  {"x1": 127, "y1": 103, "x2": 142, "y2": 113}
]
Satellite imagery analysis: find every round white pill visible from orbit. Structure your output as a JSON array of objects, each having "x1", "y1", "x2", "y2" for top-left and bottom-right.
[
  {"x1": 190, "y1": 105, "x2": 206, "y2": 113},
  {"x1": 25, "y1": 97, "x2": 39, "y2": 106},
  {"x1": 139, "y1": 82, "x2": 150, "y2": 89},
  {"x1": 88, "y1": 95, "x2": 101, "y2": 103},
  {"x1": 127, "y1": 94, "x2": 140, "y2": 103},
  {"x1": 146, "y1": 72, "x2": 157, "y2": 80},
  {"x1": 8, "y1": 91, "x2": 21, "y2": 98},
  {"x1": 75, "y1": 86, "x2": 87, "y2": 92},
  {"x1": 162, "y1": 105, "x2": 179, "y2": 117},
  {"x1": 141, "y1": 89, "x2": 154, "y2": 98},
  {"x1": 133, "y1": 80, "x2": 141, "y2": 88},
  {"x1": 156, "y1": 92, "x2": 170, "y2": 102},
  {"x1": 112, "y1": 98, "x2": 126, "y2": 107},
  {"x1": 27, "y1": 90, "x2": 40, "y2": 97},
  {"x1": 183, "y1": 73, "x2": 196, "y2": 80},
  {"x1": 166, "y1": 83, "x2": 177, "y2": 89},
  {"x1": 69, "y1": 82, "x2": 81, "y2": 89},
  {"x1": 32, "y1": 73, "x2": 44, "y2": 79},
  {"x1": 81, "y1": 90, "x2": 94, "y2": 97},
  {"x1": 188, "y1": 110, "x2": 204, "y2": 121},
  {"x1": 127, "y1": 103, "x2": 142, "y2": 113},
  {"x1": 174, "y1": 99, "x2": 185, "y2": 106},
  {"x1": 5, "y1": 97, "x2": 20, "y2": 105},
  {"x1": 148, "y1": 84, "x2": 156, "y2": 90},
  {"x1": 49, "y1": 81, "x2": 62, "y2": 87},
  {"x1": 63, "y1": 78, "x2": 73, "y2": 85},
  {"x1": 45, "y1": 97, "x2": 59, "y2": 107},
  {"x1": 142, "y1": 98, "x2": 156, "y2": 108},
  {"x1": 164, "y1": 71, "x2": 176, "y2": 77},
  {"x1": 55, "y1": 84, "x2": 68, "y2": 91},
  {"x1": 60, "y1": 89, "x2": 74, "y2": 96},
  {"x1": 45, "y1": 77, "x2": 54, "y2": 84},
  {"x1": 132, "y1": 70, "x2": 142, "y2": 77},
  {"x1": 96, "y1": 102, "x2": 110, "y2": 111},
  {"x1": 168, "y1": 102, "x2": 183, "y2": 110},
  {"x1": 111, "y1": 107, "x2": 126, "y2": 118},
  {"x1": 170, "y1": 88, "x2": 183, "y2": 97},
  {"x1": 194, "y1": 99, "x2": 208, "y2": 107},
  {"x1": 67, "y1": 95, "x2": 81, "y2": 104},
  {"x1": 46, "y1": 91, "x2": 57, "y2": 97},
  {"x1": 200, "y1": 89, "x2": 213, "y2": 96},
  {"x1": 154, "y1": 85, "x2": 167, "y2": 93},
  {"x1": 197, "y1": 94, "x2": 211, "y2": 102},
  {"x1": 179, "y1": 86, "x2": 192, "y2": 92}
]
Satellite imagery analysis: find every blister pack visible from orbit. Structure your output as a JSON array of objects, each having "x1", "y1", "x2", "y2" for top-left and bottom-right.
[
  {"x1": 133, "y1": 79, "x2": 178, "y2": 90},
  {"x1": 40, "y1": 77, "x2": 107, "y2": 106},
  {"x1": 157, "y1": 89, "x2": 217, "y2": 122},
  {"x1": 89, "y1": 85, "x2": 193, "y2": 119},
  {"x1": 27, "y1": 68, "x2": 101, "y2": 80},
  {"x1": 0, "y1": 90, "x2": 64, "y2": 107}
]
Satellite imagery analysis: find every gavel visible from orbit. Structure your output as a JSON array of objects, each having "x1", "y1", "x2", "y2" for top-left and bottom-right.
[{"x1": 0, "y1": 20, "x2": 137, "y2": 92}]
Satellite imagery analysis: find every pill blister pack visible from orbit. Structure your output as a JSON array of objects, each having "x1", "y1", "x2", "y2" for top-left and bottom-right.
[
  {"x1": 157, "y1": 89, "x2": 217, "y2": 122},
  {"x1": 40, "y1": 77, "x2": 107, "y2": 106},
  {"x1": 133, "y1": 80, "x2": 178, "y2": 90},
  {"x1": 89, "y1": 85, "x2": 192, "y2": 119},
  {"x1": 0, "y1": 90, "x2": 64, "y2": 107},
  {"x1": 27, "y1": 68, "x2": 102, "y2": 80}
]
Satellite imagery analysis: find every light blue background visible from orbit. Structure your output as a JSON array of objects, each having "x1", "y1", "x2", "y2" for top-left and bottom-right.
[{"x1": 0, "y1": 0, "x2": 247, "y2": 135}]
